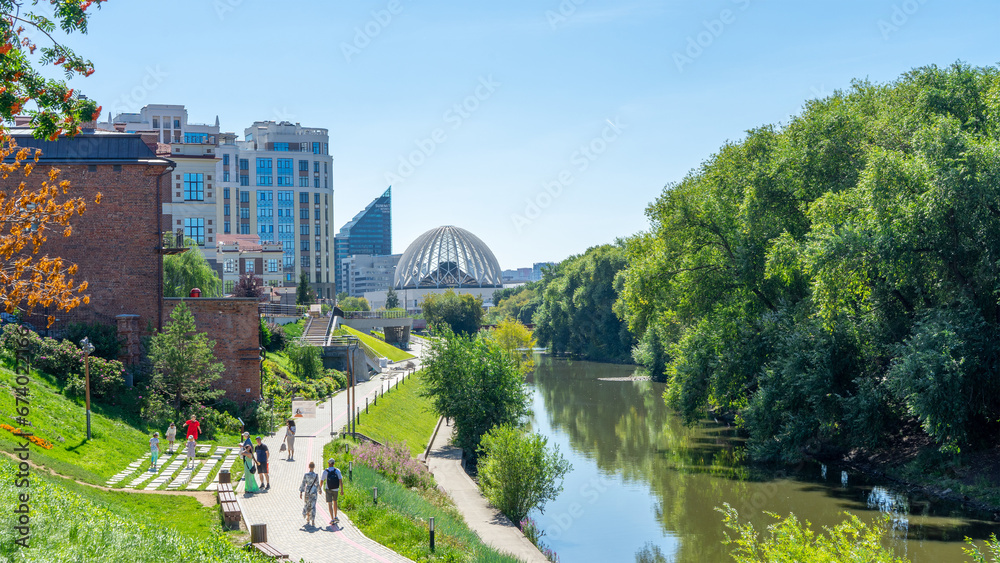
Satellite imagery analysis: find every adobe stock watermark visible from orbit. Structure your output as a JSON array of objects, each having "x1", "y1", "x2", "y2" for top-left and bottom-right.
[
  {"x1": 11, "y1": 325, "x2": 32, "y2": 549},
  {"x1": 546, "y1": 0, "x2": 586, "y2": 29},
  {"x1": 511, "y1": 117, "x2": 626, "y2": 233},
  {"x1": 383, "y1": 75, "x2": 501, "y2": 185},
  {"x1": 878, "y1": 0, "x2": 930, "y2": 40},
  {"x1": 213, "y1": 0, "x2": 245, "y2": 21},
  {"x1": 544, "y1": 477, "x2": 609, "y2": 540},
  {"x1": 109, "y1": 65, "x2": 169, "y2": 116},
  {"x1": 672, "y1": 0, "x2": 750, "y2": 73},
  {"x1": 342, "y1": 0, "x2": 404, "y2": 63}
]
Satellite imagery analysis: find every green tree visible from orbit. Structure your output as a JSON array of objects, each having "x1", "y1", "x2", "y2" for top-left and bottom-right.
[
  {"x1": 384, "y1": 287, "x2": 400, "y2": 310},
  {"x1": 486, "y1": 317, "x2": 536, "y2": 372},
  {"x1": 285, "y1": 339, "x2": 324, "y2": 380},
  {"x1": 296, "y1": 272, "x2": 313, "y2": 305},
  {"x1": 477, "y1": 424, "x2": 570, "y2": 525},
  {"x1": 421, "y1": 329, "x2": 529, "y2": 457},
  {"x1": 163, "y1": 242, "x2": 222, "y2": 298},
  {"x1": 339, "y1": 296, "x2": 370, "y2": 312},
  {"x1": 421, "y1": 289, "x2": 484, "y2": 335},
  {"x1": 148, "y1": 301, "x2": 225, "y2": 415}
]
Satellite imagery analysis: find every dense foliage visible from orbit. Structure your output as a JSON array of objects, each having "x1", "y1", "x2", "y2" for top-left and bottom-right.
[
  {"x1": 477, "y1": 424, "x2": 570, "y2": 525},
  {"x1": 148, "y1": 301, "x2": 225, "y2": 416},
  {"x1": 163, "y1": 242, "x2": 222, "y2": 298},
  {"x1": 421, "y1": 328, "x2": 529, "y2": 458},
  {"x1": 491, "y1": 282, "x2": 542, "y2": 325},
  {"x1": 618, "y1": 62, "x2": 1000, "y2": 460},
  {"x1": 421, "y1": 289, "x2": 484, "y2": 335},
  {"x1": 339, "y1": 296, "x2": 370, "y2": 312},
  {"x1": 533, "y1": 244, "x2": 634, "y2": 363}
]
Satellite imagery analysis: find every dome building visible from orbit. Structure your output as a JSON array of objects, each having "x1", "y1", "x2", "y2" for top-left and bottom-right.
[
  {"x1": 365, "y1": 225, "x2": 503, "y2": 313},
  {"x1": 394, "y1": 226, "x2": 502, "y2": 289}
]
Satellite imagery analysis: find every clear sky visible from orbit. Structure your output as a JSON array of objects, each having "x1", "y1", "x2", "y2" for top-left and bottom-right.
[{"x1": 55, "y1": 0, "x2": 1000, "y2": 269}]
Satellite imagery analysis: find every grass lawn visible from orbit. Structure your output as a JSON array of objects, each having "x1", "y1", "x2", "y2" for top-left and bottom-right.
[
  {"x1": 263, "y1": 349, "x2": 295, "y2": 378},
  {"x1": 340, "y1": 325, "x2": 416, "y2": 363},
  {"x1": 0, "y1": 364, "x2": 239, "y2": 485},
  {"x1": 356, "y1": 371, "x2": 439, "y2": 457},
  {"x1": 323, "y1": 440, "x2": 521, "y2": 563}
]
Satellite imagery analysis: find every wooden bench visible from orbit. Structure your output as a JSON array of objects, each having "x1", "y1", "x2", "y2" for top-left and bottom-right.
[
  {"x1": 250, "y1": 524, "x2": 288, "y2": 560},
  {"x1": 217, "y1": 482, "x2": 233, "y2": 494},
  {"x1": 221, "y1": 501, "x2": 241, "y2": 529},
  {"x1": 218, "y1": 490, "x2": 237, "y2": 504}
]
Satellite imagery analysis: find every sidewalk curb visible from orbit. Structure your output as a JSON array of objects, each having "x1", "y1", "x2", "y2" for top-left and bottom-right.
[{"x1": 421, "y1": 416, "x2": 445, "y2": 464}]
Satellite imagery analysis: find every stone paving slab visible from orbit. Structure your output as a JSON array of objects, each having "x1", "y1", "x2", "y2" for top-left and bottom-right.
[
  {"x1": 238, "y1": 372, "x2": 415, "y2": 563},
  {"x1": 186, "y1": 446, "x2": 225, "y2": 489},
  {"x1": 106, "y1": 452, "x2": 150, "y2": 486},
  {"x1": 144, "y1": 453, "x2": 187, "y2": 490},
  {"x1": 167, "y1": 456, "x2": 207, "y2": 490},
  {"x1": 124, "y1": 451, "x2": 181, "y2": 489},
  {"x1": 206, "y1": 447, "x2": 241, "y2": 491}
]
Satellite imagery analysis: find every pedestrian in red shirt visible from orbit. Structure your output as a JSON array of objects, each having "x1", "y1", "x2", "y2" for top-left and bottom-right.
[{"x1": 183, "y1": 416, "x2": 201, "y2": 441}]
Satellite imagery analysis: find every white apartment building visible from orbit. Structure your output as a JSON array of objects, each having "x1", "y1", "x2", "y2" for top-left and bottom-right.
[
  {"x1": 340, "y1": 254, "x2": 401, "y2": 298},
  {"x1": 107, "y1": 107, "x2": 336, "y2": 299}
]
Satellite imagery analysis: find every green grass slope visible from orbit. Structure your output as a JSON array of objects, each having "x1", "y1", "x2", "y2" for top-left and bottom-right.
[
  {"x1": 340, "y1": 325, "x2": 416, "y2": 363},
  {"x1": 356, "y1": 371, "x2": 438, "y2": 457}
]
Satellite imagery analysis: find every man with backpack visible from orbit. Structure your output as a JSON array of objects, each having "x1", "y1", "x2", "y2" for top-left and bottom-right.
[{"x1": 320, "y1": 458, "x2": 345, "y2": 526}]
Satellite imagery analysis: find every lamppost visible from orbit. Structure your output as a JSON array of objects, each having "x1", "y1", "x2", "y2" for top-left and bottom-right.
[{"x1": 80, "y1": 337, "x2": 95, "y2": 440}]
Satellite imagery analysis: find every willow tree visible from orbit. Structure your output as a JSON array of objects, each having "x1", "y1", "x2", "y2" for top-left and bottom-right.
[{"x1": 163, "y1": 242, "x2": 222, "y2": 298}]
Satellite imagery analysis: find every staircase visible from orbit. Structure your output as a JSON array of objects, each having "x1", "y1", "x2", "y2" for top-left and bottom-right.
[{"x1": 302, "y1": 315, "x2": 333, "y2": 345}]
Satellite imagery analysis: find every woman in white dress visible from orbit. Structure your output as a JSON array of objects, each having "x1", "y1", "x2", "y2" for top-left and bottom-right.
[{"x1": 284, "y1": 419, "x2": 296, "y2": 461}]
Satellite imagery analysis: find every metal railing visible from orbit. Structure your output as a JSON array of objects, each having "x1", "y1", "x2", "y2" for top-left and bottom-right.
[{"x1": 341, "y1": 310, "x2": 408, "y2": 320}]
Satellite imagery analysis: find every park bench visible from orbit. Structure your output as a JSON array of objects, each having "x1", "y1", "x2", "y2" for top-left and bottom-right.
[
  {"x1": 250, "y1": 524, "x2": 289, "y2": 560},
  {"x1": 217, "y1": 480, "x2": 241, "y2": 529}
]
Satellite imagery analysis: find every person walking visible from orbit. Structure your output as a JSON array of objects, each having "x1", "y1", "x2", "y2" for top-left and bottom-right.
[
  {"x1": 185, "y1": 435, "x2": 197, "y2": 470},
  {"x1": 299, "y1": 461, "x2": 319, "y2": 527},
  {"x1": 254, "y1": 436, "x2": 270, "y2": 490},
  {"x1": 183, "y1": 416, "x2": 201, "y2": 441},
  {"x1": 149, "y1": 432, "x2": 161, "y2": 472},
  {"x1": 241, "y1": 444, "x2": 260, "y2": 494},
  {"x1": 284, "y1": 420, "x2": 296, "y2": 461},
  {"x1": 241, "y1": 431, "x2": 252, "y2": 449},
  {"x1": 320, "y1": 458, "x2": 344, "y2": 526},
  {"x1": 165, "y1": 422, "x2": 177, "y2": 453}
]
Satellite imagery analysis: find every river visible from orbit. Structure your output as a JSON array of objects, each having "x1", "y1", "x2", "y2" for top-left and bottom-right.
[{"x1": 525, "y1": 355, "x2": 1000, "y2": 563}]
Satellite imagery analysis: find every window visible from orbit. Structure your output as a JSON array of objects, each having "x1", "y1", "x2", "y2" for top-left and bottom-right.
[
  {"x1": 301, "y1": 255, "x2": 311, "y2": 268},
  {"x1": 256, "y1": 158, "x2": 272, "y2": 172},
  {"x1": 300, "y1": 225, "x2": 309, "y2": 235},
  {"x1": 278, "y1": 158, "x2": 292, "y2": 172},
  {"x1": 184, "y1": 218, "x2": 205, "y2": 246},
  {"x1": 240, "y1": 175, "x2": 249, "y2": 186},
  {"x1": 257, "y1": 190, "x2": 273, "y2": 201},
  {"x1": 258, "y1": 175, "x2": 273, "y2": 186},
  {"x1": 184, "y1": 133, "x2": 208, "y2": 144},
  {"x1": 301, "y1": 241, "x2": 309, "y2": 251},
  {"x1": 239, "y1": 158, "x2": 249, "y2": 170},
  {"x1": 278, "y1": 190, "x2": 293, "y2": 202},
  {"x1": 268, "y1": 259, "x2": 279, "y2": 273},
  {"x1": 300, "y1": 209, "x2": 309, "y2": 220},
  {"x1": 314, "y1": 209, "x2": 320, "y2": 221},
  {"x1": 224, "y1": 187, "x2": 230, "y2": 200},
  {"x1": 225, "y1": 280, "x2": 235, "y2": 294},
  {"x1": 223, "y1": 154, "x2": 230, "y2": 166},
  {"x1": 152, "y1": 118, "x2": 159, "y2": 128},
  {"x1": 299, "y1": 160, "x2": 308, "y2": 171},
  {"x1": 299, "y1": 177, "x2": 309, "y2": 187},
  {"x1": 314, "y1": 178, "x2": 320, "y2": 188},
  {"x1": 313, "y1": 161, "x2": 319, "y2": 173},
  {"x1": 286, "y1": 273, "x2": 293, "y2": 282},
  {"x1": 274, "y1": 142, "x2": 289, "y2": 151},
  {"x1": 312, "y1": 143, "x2": 321, "y2": 154},
  {"x1": 240, "y1": 191, "x2": 250, "y2": 203},
  {"x1": 173, "y1": 119, "x2": 181, "y2": 128},
  {"x1": 245, "y1": 261, "x2": 255, "y2": 274},
  {"x1": 183, "y1": 173, "x2": 204, "y2": 201},
  {"x1": 240, "y1": 208, "x2": 249, "y2": 219},
  {"x1": 257, "y1": 208, "x2": 273, "y2": 218},
  {"x1": 224, "y1": 204, "x2": 230, "y2": 217},
  {"x1": 314, "y1": 193, "x2": 320, "y2": 205},
  {"x1": 224, "y1": 259, "x2": 237, "y2": 273},
  {"x1": 284, "y1": 255, "x2": 294, "y2": 268},
  {"x1": 299, "y1": 192, "x2": 309, "y2": 203},
  {"x1": 224, "y1": 221, "x2": 230, "y2": 234},
  {"x1": 223, "y1": 171, "x2": 230, "y2": 182},
  {"x1": 240, "y1": 223, "x2": 250, "y2": 234},
  {"x1": 324, "y1": 162, "x2": 328, "y2": 174},
  {"x1": 324, "y1": 143, "x2": 328, "y2": 155}
]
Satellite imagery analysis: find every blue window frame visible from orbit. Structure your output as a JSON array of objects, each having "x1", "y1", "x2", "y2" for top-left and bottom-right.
[
  {"x1": 299, "y1": 177, "x2": 309, "y2": 187},
  {"x1": 312, "y1": 142, "x2": 321, "y2": 154},
  {"x1": 240, "y1": 223, "x2": 250, "y2": 234},
  {"x1": 223, "y1": 187, "x2": 230, "y2": 200},
  {"x1": 184, "y1": 133, "x2": 208, "y2": 143},
  {"x1": 240, "y1": 175, "x2": 249, "y2": 186},
  {"x1": 299, "y1": 160, "x2": 308, "y2": 171},
  {"x1": 223, "y1": 154, "x2": 230, "y2": 165},
  {"x1": 239, "y1": 158, "x2": 249, "y2": 170},
  {"x1": 223, "y1": 171, "x2": 230, "y2": 182},
  {"x1": 240, "y1": 191, "x2": 250, "y2": 203},
  {"x1": 183, "y1": 173, "x2": 204, "y2": 201},
  {"x1": 224, "y1": 221, "x2": 230, "y2": 234},
  {"x1": 258, "y1": 175, "x2": 273, "y2": 186},
  {"x1": 184, "y1": 218, "x2": 205, "y2": 246}
]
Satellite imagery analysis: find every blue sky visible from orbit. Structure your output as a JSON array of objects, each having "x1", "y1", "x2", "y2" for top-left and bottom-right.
[{"x1": 57, "y1": 0, "x2": 1000, "y2": 268}]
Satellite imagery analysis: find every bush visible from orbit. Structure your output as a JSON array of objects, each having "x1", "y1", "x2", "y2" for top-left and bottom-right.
[
  {"x1": 64, "y1": 356, "x2": 126, "y2": 402},
  {"x1": 265, "y1": 321, "x2": 286, "y2": 352},
  {"x1": 61, "y1": 322, "x2": 120, "y2": 361},
  {"x1": 353, "y1": 441, "x2": 435, "y2": 489},
  {"x1": 0, "y1": 322, "x2": 42, "y2": 360},
  {"x1": 35, "y1": 337, "x2": 84, "y2": 382},
  {"x1": 477, "y1": 424, "x2": 570, "y2": 525}
]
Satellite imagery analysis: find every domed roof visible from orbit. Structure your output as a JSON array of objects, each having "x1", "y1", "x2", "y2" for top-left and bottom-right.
[{"x1": 394, "y1": 226, "x2": 502, "y2": 289}]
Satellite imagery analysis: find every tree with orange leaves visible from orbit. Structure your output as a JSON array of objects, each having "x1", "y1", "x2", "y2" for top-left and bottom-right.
[{"x1": 0, "y1": 0, "x2": 106, "y2": 324}]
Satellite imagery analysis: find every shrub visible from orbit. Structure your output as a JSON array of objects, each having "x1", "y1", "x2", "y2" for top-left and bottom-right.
[
  {"x1": 64, "y1": 356, "x2": 126, "y2": 402},
  {"x1": 353, "y1": 441, "x2": 435, "y2": 489},
  {"x1": 0, "y1": 323, "x2": 42, "y2": 360},
  {"x1": 265, "y1": 322, "x2": 287, "y2": 352},
  {"x1": 61, "y1": 321, "x2": 121, "y2": 361}
]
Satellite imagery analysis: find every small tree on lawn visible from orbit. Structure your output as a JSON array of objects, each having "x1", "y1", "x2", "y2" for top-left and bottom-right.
[
  {"x1": 478, "y1": 424, "x2": 570, "y2": 525},
  {"x1": 285, "y1": 339, "x2": 324, "y2": 380},
  {"x1": 385, "y1": 286, "x2": 400, "y2": 310},
  {"x1": 149, "y1": 301, "x2": 225, "y2": 416}
]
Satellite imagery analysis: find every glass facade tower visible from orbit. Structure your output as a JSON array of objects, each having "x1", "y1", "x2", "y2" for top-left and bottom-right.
[{"x1": 334, "y1": 187, "x2": 392, "y2": 294}]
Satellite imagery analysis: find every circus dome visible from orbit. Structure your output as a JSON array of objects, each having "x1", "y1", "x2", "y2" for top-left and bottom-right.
[{"x1": 394, "y1": 226, "x2": 503, "y2": 289}]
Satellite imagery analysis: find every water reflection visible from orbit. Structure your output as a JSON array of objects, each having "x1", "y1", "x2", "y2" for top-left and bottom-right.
[{"x1": 527, "y1": 355, "x2": 1000, "y2": 563}]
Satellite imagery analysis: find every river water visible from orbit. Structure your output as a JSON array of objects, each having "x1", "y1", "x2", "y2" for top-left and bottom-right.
[{"x1": 525, "y1": 355, "x2": 1000, "y2": 563}]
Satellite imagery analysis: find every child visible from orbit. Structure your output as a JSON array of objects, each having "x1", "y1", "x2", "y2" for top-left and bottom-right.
[
  {"x1": 185, "y1": 435, "x2": 197, "y2": 470},
  {"x1": 165, "y1": 422, "x2": 177, "y2": 453},
  {"x1": 149, "y1": 432, "x2": 160, "y2": 472}
]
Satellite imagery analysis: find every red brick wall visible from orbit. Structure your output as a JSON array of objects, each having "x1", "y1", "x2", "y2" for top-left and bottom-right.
[
  {"x1": 162, "y1": 297, "x2": 261, "y2": 403},
  {"x1": 4, "y1": 163, "x2": 168, "y2": 333}
]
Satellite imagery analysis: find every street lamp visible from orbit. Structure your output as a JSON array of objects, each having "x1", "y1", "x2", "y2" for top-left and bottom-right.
[{"x1": 80, "y1": 337, "x2": 95, "y2": 440}]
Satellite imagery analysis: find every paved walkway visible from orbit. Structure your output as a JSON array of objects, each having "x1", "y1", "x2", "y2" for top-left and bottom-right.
[
  {"x1": 237, "y1": 368, "x2": 416, "y2": 563},
  {"x1": 426, "y1": 420, "x2": 547, "y2": 563}
]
